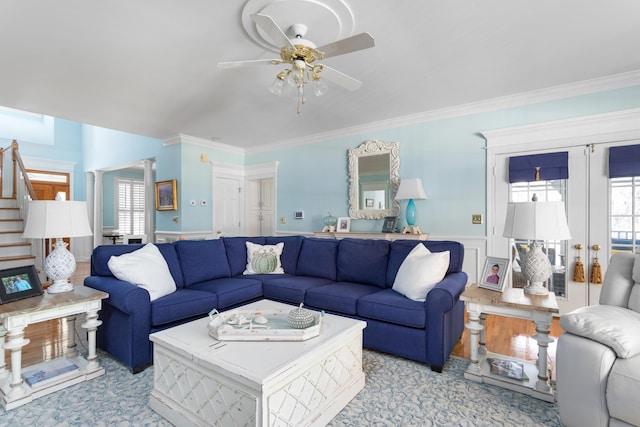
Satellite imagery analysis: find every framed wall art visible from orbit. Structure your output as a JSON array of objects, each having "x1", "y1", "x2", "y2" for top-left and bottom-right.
[
  {"x1": 155, "y1": 179, "x2": 178, "y2": 211},
  {"x1": 381, "y1": 216, "x2": 398, "y2": 233},
  {"x1": 0, "y1": 265, "x2": 44, "y2": 304},
  {"x1": 479, "y1": 256, "x2": 511, "y2": 292}
]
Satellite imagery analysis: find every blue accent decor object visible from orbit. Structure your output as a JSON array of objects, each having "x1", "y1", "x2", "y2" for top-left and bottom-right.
[{"x1": 406, "y1": 198, "x2": 417, "y2": 226}]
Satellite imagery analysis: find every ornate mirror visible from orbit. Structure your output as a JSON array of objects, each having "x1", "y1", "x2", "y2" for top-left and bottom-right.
[{"x1": 348, "y1": 140, "x2": 400, "y2": 219}]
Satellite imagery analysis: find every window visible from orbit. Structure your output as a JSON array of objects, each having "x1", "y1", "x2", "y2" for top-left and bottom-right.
[
  {"x1": 116, "y1": 179, "x2": 145, "y2": 235},
  {"x1": 610, "y1": 176, "x2": 640, "y2": 253}
]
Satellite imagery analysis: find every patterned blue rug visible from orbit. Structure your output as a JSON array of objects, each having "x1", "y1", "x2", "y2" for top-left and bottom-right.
[{"x1": 0, "y1": 350, "x2": 560, "y2": 426}]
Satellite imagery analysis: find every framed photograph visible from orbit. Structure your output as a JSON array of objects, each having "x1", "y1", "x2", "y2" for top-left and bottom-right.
[
  {"x1": 479, "y1": 256, "x2": 511, "y2": 292},
  {"x1": 337, "y1": 217, "x2": 351, "y2": 233},
  {"x1": 381, "y1": 216, "x2": 398, "y2": 233},
  {"x1": 155, "y1": 179, "x2": 178, "y2": 211},
  {"x1": 0, "y1": 265, "x2": 44, "y2": 304},
  {"x1": 365, "y1": 198, "x2": 374, "y2": 208}
]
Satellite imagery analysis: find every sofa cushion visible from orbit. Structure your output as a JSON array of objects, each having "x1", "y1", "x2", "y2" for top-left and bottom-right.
[
  {"x1": 560, "y1": 304, "x2": 640, "y2": 358},
  {"x1": 392, "y1": 244, "x2": 450, "y2": 302},
  {"x1": 186, "y1": 277, "x2": 263, "y2": 309},
  {"x1": 266, "y1": 235, "x2": 304, "y2": 275},
  {"x1": 176, "y1": 239, "x2": 231, "y2": 286},
  {"x1": 222, "y1": 237, "x2": 266, "y2": 276},
  {"x1": 262, "y1": 276, "x2": 334, "y2": 304},
  {"x1": 296, "y1": 238, "x2": 339, "y2": 280},
  {"x1": 387, "y1": 240, "x2": 462, "y2": 287},
  {"x1": 337, "y1": 238, "x2": 389, "y2": 288},
  {"x1": 607, "y1": 355, "x2": 640, "y2": 425},
  {"x1": 91, "y1": 242, "x2": 185, "y2": 288},
  {"x1": 150, "y1": 288, "x2": 218, "y2": 326},
  {"x1": 357, "y1": 288, "x2": 426, "y2": 328},
  {"x1": 305, "y1": 282, "x2": 380, "y2": 315},
  {"x1": 107, "y1": 243, "x2": 176, "y2": 301},
  {"x1": 244, "y1": 242, "x2": 285, "y2": 274}
]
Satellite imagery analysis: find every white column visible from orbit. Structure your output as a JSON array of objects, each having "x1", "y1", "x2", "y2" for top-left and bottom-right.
[
  {"x1": 144, "y1": 159, "x2": 154, "y2": 243},
  {"x1": 93, "y1": 170, "x2": 104, "y2": 248}
]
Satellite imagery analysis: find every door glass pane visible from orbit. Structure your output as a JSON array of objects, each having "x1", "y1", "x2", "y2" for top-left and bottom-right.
[
  {"x1": 509, "y1": 179, "x2": 568, "y2": 297},
  {"x1": 611, "y1": 176, "x2": 640, "y2": 253}
]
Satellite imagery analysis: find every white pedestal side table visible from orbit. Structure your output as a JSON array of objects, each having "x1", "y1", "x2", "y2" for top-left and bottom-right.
[
  {"x1": 460, "y1": 284, "x2": 559, "y2": 402},
  {"x1": 0, "y1": 285, "x2": 108, "y2": 410}
]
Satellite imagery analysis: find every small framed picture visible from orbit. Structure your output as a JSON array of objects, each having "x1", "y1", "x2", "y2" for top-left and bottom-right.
[
  {"x1": 479, "y1": 256, "x2": 511, "y2": 292},
  {"x1": 155, "y1": 179, "x2": 178, "y2": 211},
  {"x1": 337, "y1": 217, "x2": 351, "y2": 233},
  {"x1": 365, "y1": 198, "x2": 374, "y2": 208},
  {"x1": 381, "y1": 216, "x2": 398, "y2": 233},
  {"x1": 0, "y1": 265, "x2": 44, "y2": 304}
]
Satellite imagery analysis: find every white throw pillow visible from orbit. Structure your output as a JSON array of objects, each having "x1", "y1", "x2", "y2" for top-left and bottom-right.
[
  {"x1": 107, "y1": 243, "x2": 176, "y2": 301},
  {"x1": 243, "y1": 242, "x2": 285, "y2": 274},
  {"x1": 392, "y1": 244, "x2": 450, "y2": 302},
  {"x1": 560, "y1": 304, "x2": 640, "y2": 358}
]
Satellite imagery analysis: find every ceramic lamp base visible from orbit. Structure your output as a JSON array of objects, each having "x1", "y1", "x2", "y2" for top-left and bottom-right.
[
  {"x1": 47, "y1": 281, "x2": 74, "y2": 294},
  {"x1": 44, "y1": 239, "x2": 77, "y2": 294},
  {"x1": 521, "y1": 242, "x2": 552, "y2": 296}
]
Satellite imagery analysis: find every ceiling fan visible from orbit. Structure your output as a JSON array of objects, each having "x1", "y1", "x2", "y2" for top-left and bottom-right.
[{"x1": 218, "y1": 13, "x2": 375, "y2": 114}]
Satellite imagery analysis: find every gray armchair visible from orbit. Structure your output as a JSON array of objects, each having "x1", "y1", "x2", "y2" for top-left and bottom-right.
[{"x1": 556, "y1": 252, "x2": 640, "y2": 427}]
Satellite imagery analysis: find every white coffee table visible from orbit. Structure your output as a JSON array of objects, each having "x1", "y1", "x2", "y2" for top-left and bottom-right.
[{"x1": 149, "y1": 300, "x2": 366, "y2": 427}]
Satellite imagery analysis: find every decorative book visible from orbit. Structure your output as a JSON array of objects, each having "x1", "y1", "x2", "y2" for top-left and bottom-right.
[
  {"x1": 486, "y1": 357, "x2": 528, "y2": 381},
  {"x1": 22, "y1": 358, "x2": 80, "y2": 388}
]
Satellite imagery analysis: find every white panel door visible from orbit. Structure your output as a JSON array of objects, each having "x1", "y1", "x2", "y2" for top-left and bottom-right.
[
  {"x1": 214, "y1": 177, "x2": 241, "y2": 237},
  {"x1": 493, "y1": 142, "x2": 639, "y2": 314}
]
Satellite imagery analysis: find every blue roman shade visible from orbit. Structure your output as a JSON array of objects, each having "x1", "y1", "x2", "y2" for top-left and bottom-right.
[
  {"x1": 609, "y1": 144, "x2": 640, "y2": 178},
  {"x1": 509, "y1": 152, "x2": 569, "y2": 183}
]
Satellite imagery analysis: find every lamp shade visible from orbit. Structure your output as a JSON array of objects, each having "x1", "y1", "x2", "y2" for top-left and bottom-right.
[
  {"x1": 502, "y1": 201, "x2": 571, "y2": 241},
  {"x1": 394, "y1": 178, "x2": 428, "y2": 200},
  {"x1": 23, "y1": 200, "x2": 93, "y2": 239}
]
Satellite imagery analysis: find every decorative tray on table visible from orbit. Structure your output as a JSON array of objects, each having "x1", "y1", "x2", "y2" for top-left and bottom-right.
[{"x1": 207, "y1": 305, "x2": 323, "y2": 342}]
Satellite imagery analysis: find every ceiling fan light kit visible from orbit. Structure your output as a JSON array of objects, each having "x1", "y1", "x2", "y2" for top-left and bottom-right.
[{"x1": 219, "y1": 1, "x2": 374, "y2": 115}]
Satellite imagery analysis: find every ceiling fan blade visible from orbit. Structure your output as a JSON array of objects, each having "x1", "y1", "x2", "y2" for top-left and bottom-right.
[
  {"x1": 317, "y1": 33, "x2": 375, "y2": 59},
  {"x1": 218, "y1": 59, "x2": 283, "y2": 69},
  {"x1": 319, "y1": 65, "x2": 363, "y2": 91},
  {"x1": 252, "y1": 13, "x2": 294, "y2": 48}
]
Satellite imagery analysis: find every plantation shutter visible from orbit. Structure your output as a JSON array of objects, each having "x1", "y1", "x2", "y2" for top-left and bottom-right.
[{"x1": 117, "y1": 179, "x2": 145, "y2": 235}]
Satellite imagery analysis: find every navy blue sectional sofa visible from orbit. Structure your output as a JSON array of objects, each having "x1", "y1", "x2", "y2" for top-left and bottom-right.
[{"x1": 84, "y1": 236, "x2": 467, "y2": 374}]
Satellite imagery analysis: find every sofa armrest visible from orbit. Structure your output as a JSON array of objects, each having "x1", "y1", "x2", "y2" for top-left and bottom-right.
[
  {"x1": 560, "y1": 304, "x2": 640, "y2": 358},
  {"x1": 84, "y1": 276, "x2": 151, "y2": 314},
  {"x1": 426, "y1": 272, "x2": 468, "y2": 312}
]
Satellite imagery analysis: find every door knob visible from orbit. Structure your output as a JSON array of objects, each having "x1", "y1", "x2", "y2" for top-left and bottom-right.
[{"x1": 592, "y1": 244, "x2": 600, "y2": 251}]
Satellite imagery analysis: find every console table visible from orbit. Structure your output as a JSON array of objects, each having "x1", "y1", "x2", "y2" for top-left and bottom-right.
[
  {"x1": 460, "y1": 284, "x2": 559, "y2": 402},
  {"x1": 313, "y1": 232, "x2": 428, "y2": 241},
  {"x1": 0, "y1": 285, "x2": 108, "y2": 410}
]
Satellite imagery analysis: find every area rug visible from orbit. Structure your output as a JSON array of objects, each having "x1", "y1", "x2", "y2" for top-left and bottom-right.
[{"x1": 0, "y1": 350, "x2": 560, "y2": 426}]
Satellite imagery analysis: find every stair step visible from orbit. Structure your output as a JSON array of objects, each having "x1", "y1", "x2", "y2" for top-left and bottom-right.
[
  {"x1": 0, "y1": 220, "x2": 24, "y2": 232},
  {"x1": 0, "y1": 199, "x2": 18, "y2": 209},
  {"x1": 0, "y1": 243, "x2": 31, "y2": 257},
  {"x1": 0, "y1": 208, "x2": 20, "y2": 220},
  {"x1": 0, "y1": 255, "x2": 35, "y2": 269},
  {"x1": 0, "y1": 231, "x2": 27, "y2": 244}
]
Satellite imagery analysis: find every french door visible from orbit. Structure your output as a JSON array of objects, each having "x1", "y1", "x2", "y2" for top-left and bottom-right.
[{"x1": 492, "y1": 141, "x2": 639, "y2": 314}]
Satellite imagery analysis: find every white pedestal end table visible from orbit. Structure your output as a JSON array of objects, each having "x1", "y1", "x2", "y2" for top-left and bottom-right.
[
  {"x1": 149, "y1": 299, "x2": 367, "y2": 427},
  {"x1": 0, "y1": 285, "x2": 108, "y2": 410},
  {"x1": 460, "y1": 284, "x2": 559, "y2": 402}
]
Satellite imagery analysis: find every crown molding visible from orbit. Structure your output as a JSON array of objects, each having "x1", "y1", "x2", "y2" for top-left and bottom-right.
[
  {"x1": 163, "y1": 133, "x2": 245, "y2": 155},
  {"x1": 247, "y1": 70, "x2": 640, "y2": 154}
]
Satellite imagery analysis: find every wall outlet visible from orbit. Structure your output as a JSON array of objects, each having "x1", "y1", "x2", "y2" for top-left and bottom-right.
[
  {"x1": 172, "y1": 216, "x2": 179, "y2": 223},
  {"x1": 200, "y1": 200, "x2": 207, "y2": 206},
  {"x1": 280, "y1": 216, "x2": 286, "y2": 224},
  {"x1": 472, "y1": 214, "x2": 483, "y2": 225},
  {"x1": 189, "y1": 200, "x2": 196, "y2": 206},
  {"x1": 200, "y1": 153, "x2": 208, "y2": 162}
]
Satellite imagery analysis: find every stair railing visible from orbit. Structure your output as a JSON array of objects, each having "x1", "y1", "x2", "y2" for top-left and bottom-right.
[{"x1": 0, "y1": 140, "x2": 37, "y2": 221}]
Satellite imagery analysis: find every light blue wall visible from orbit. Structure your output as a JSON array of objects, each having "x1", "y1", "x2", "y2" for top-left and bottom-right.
[{"x1": 248, "y1": 85, "x2": 640, "y2": 235}]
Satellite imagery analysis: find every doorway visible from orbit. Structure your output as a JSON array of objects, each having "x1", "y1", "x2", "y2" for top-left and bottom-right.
[{"x1": 247, "y1": 178, "x2": 274, "y2": 236}]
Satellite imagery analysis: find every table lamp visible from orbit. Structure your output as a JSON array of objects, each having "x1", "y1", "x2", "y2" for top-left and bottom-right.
[
  {"x1": 502, "y1": 194, "x2": 571, "y2": 295},
  {"x1": 395, "y1": 178, "x2": 427, "y2": 234},
  {"x1": 23, "y1": 200, "x2": 93, "y2": 294}
]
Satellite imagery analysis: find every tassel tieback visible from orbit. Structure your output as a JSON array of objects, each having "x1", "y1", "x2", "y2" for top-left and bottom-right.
[
  {"x1": 573, "y1": 256, "x2": 585, "y2": 283},
  {"x1": 590, "y1": 256, "x2": 603, "y2": 284}
]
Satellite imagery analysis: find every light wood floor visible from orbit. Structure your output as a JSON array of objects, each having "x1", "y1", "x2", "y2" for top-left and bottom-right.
[{"x1": 13, "y1": 263, "x2": 563, "y2": 372}]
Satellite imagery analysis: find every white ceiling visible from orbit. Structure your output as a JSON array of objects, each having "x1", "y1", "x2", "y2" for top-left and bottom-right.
[{"x1": 1, "y1": 1, "x2": 640, "y2": 151}]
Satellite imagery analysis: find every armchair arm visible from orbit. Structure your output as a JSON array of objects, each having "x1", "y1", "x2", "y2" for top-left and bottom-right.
[
  {"x1": 560, "y1": 304, "x2": 640, "y2": 358},
  {"x1": 84, "y1": 276, "x2": 150, "y2": 314}
]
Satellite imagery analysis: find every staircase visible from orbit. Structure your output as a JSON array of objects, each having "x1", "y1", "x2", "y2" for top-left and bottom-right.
[{"x1": 0, "y1": 197, "x2": 35, "y2": 269}]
